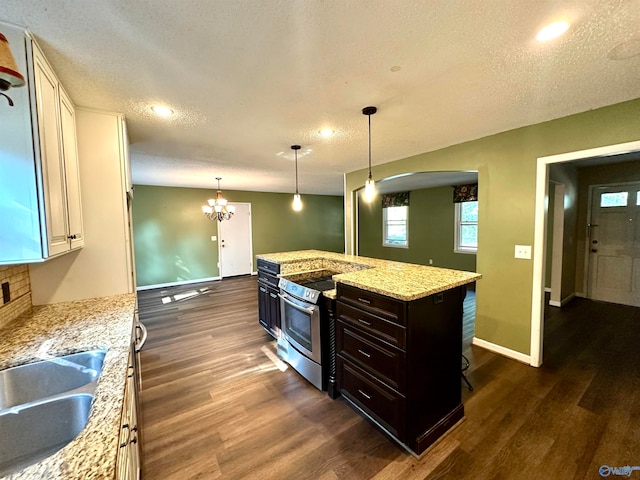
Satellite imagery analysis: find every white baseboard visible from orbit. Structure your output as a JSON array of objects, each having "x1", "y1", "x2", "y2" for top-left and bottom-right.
[
  {"x1": 544, "y1": 287, "x2": 551, "y2": 293},
  {"x1": 575, "y1": 292, "x2": 586, "y2": 298},
  {"x1": 550, "y1": 293, "x2": 577, "y2": 307},
  {"x1": 471, "y1": 337, "x2": 532, "y2": 365},
  {"x1": 136, "y1": 276, "x2": 222, "y2": 291}
]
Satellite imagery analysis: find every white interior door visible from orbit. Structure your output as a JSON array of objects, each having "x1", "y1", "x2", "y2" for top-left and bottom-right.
[
  {"x1": 587, "y1": 183, "x2": 640, "y2": 306},
  {"x1": 218, "y1": 203, "x2": 253, "y2": 277}
]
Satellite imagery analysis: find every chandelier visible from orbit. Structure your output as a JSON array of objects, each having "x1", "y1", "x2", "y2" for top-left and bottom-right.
[
  {"x1": 202, "y1": 177, "x2": 235, "y2": 221},
  {"x1": 0, "y1": 33, "x2": 26, "y2": 107}
]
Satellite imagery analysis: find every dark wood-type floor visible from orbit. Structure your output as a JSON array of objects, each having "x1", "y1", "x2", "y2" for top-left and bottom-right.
[{"x1": 138, "y1": 276, "x2": 640, "y2": 479}]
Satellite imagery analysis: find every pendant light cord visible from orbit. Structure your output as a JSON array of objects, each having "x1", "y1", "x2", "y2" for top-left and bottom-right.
[
  {"x1": 295, "y1": 149, "x2": 299, "y2": 194},
  {"x1": 368, "y1": 113, "x2": 372, "y2": 178}
]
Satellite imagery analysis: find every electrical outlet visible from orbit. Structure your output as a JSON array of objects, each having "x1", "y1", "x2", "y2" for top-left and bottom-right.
[
  {"x1": 429, "y1": 259, "x2": 433, "y2": 265},
  {"x1": 2, "y1": 282, "x2": 9, "y2": 304},
  {"x1": 211, "y1": 236, "x2": 217, "y2": 241},
  {"x1": 514, "y1": 245, "x2": 532, "y2": 259}
]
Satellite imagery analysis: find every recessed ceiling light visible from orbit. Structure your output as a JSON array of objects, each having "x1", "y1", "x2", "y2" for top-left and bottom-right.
[
  {"x1": 536, "y1": 21, "x2": 570, "y2": 42},
  {"x1": 319, "y1": 128, "x2": 334, "y2": 137},
  {"x1": 151, "y1": 105, "x2": 174, "y2": 117}
]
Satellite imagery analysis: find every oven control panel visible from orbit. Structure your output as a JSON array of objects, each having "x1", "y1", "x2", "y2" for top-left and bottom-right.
[{"x1": 278, "y1": 278, "x2": 321, "y2": 304}]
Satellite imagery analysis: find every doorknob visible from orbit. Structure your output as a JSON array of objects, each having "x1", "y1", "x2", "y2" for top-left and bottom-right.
[{"x1": 591, "y1": 249, "x2": 598, "y2": 253}]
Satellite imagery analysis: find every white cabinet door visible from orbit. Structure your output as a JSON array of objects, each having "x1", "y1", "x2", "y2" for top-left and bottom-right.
[
  {"x1": 59, "y1": 86, "x2": 84, "y2": 250},
  {"x1": 33, "y1": 46, "x2": 69, "y2": 257}
]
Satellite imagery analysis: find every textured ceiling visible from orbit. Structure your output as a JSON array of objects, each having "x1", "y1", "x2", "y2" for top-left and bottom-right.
[{"x1": 2, "y1": 1, "x2": 640, "y2": 195}]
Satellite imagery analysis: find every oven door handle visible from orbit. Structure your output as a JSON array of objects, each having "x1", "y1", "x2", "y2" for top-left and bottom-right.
[{"x1": 278, "y1": 293, "x2": 316, "y2": 315}]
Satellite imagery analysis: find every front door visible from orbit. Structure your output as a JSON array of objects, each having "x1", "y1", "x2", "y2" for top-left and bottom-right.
[
  {"x1": 587, "y1": 183, "x2": 640, "y2": 306},
  {"x1": 218, "y1": 203, "x2": 253, "y2": 277}
]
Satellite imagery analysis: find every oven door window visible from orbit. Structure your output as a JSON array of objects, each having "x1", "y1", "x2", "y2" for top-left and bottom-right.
[{"x1": 283, "y1": 301, "x2": 313, "y2": 352}]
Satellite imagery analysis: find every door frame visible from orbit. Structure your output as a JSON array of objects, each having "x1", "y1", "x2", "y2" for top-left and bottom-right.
[
  {"x1": 531, "y1": 140, "x2": 640, "y2": 367},
  {"x1": 217, "y1": 202, "x2": 253, "y2": 278},
  {"x1": 548, "y1": 181, "x2": 565, "y2": 307}
]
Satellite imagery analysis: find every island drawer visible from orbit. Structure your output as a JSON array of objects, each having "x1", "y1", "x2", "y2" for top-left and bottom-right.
[
  {"x1": 337, "y1": 284, "x2": 405, "y2": 324},
  {"x1": 336, "y1": 319, "x2": 406, "y2": 393},
  {"x1": 258, "y1": 270, "x2": 279, "y2": 289},
  {"x1": 337, "y1": 357, "x2": 406, "y2": 440},
  {"x1": 257, "y1": 259, "x2": 280, "y2": 276},
  {"x1": 336, "y1": 302, "x2": 406, "y2": 349}
]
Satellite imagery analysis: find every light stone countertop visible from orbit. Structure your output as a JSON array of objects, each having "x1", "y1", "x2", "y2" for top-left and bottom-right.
[
  {"x1": 257, "y1": 250, "x2": 481, "y2": 301},
  {"x1": 0, "y1": 293, "x2": 137, "y2": 480}
]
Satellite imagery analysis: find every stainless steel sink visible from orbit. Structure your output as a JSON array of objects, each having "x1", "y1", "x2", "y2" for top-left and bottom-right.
[
  {"x1": 0, "y1": 349, "x2": 106, "y2": 410},
  {"x1": 0, "y1": 349, "x2": 107, "y2": 476},
  {"x1": 0, "y1": 394, "x2": 94, "y2": 475}
]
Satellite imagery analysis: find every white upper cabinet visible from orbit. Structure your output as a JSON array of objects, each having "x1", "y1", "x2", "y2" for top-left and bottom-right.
[
  {"x1": 58, "y1": 86, "x2": 84, "y2": 250},
  {"x1": 0, "y1": 26, "x2": 84, "y2": 265}
]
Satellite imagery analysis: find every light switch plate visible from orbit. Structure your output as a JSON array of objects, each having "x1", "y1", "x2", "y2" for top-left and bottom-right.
[
  {"x1": 514, "y1": 245, "x2": 532, "y2": 259},
  {"x1": 211, "y1": 236, "x2": 217, "y2": 241}
]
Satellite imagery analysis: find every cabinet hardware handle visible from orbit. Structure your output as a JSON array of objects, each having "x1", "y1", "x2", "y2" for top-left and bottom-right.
[
  {"x1": 120, "y1": 424, "x2": 130, "y2": 447},
  {"x1": 358, "y1": 389, "x2": 371, "y2": 400},
  {"x1": 67, "y1": 234, "x2": 77, "y2": 240},
  {"x1": 358, "y1": 318, "x2": 371, "y2": 326},
  {"x1": 130, "y1": 437, "x2": 138, "y2": 444},
  {"x1": 260, "y1": 287, "x2": 267, "y2": 293},
  {"x1": 357, "y1": 297, "x2": 371, "y2": 304},
  {"x1": 269, "y1": 293, "x2": 277, "y2": 299},
  {"x1": 357, "y1": 349, "x2": 371, "y2": 358}
]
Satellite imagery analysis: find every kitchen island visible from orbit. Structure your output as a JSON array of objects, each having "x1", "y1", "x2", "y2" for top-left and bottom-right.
[
  {"x1": 0, "y1": 294, "x2": 137, "y2": 479},
  {"x1": 257, "y1": 250, "x2": 481, "y2": 456}
]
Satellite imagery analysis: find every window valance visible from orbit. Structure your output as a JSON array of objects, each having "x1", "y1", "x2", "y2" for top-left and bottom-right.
[
  {"x1": 381, "y1": 191, "x2": 410, "y2": 208},
  {"x1": 453, "y1": 184, "x2": 478, "y2": 203}
]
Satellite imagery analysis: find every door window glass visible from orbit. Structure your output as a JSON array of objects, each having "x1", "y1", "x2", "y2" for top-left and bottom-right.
[{"x1": 600, "y1": 192, "x2": 628, "y2": 207}]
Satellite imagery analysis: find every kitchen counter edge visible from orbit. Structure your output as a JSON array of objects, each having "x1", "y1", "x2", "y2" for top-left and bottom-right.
[{"x1": 256, "y1": 250, "x2": 481, "y2": 301}]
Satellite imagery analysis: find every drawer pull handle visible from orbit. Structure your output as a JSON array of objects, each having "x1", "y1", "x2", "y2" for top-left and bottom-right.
[
  {"x1": 357, "y1": 318, "x2": 371, "y2": 326},
  {"x1": 357, "y1": 297, "x2": 371, "y2": 305},
  {"x1": 358, "y1": 389, "x2": 372, "y2": 400},
  {"x1": 357, "y1": 349, "x2": 371, "y2": 358}
]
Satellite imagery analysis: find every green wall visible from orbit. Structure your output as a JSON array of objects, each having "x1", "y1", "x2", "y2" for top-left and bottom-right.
[
  {"x1": 358, "y1": 186, "x2": 476, "y2": 271},
  {"x1": 344, "y1": 98, "x2": 640, "y2": 357},
  {"x1": 132, "y1": 185, "x2": 344, "y2": 287}
]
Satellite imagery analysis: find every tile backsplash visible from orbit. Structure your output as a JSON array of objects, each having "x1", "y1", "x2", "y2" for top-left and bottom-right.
[{"x1": 0, "y1": 265, "x2": 32, "y2": 328}]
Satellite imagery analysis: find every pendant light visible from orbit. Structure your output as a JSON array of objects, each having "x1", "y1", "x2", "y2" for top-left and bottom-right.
[
  {"x1": 291, "y1": 145, "x2": 303, "y2": 211},
  {"x1": 202, "y1": 177, "x2": 235, "y2": 221},
  {"x1": 362, "y1": 106, "x2": 377, "y2": 203}
]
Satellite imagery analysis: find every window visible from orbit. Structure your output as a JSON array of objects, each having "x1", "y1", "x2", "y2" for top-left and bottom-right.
[
  {"x1": 455, "y1": 201, "x2": 478, "y2": 253},
  {"x1": 383, "y1": 206, "x2": 408, "y2": 248},
  {"x1": 600, "y1": 191, "x2": 628, "y2": 208}
]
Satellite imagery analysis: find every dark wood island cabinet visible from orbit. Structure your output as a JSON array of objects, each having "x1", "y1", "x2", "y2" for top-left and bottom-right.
[
  {"x1": 257, "y1": 259, "x2": 281, "y2": 338},
  {"x1": 335, "y1": 282, "x2": 466, "y2": 456},
  {"x1": 255, "y1": 250, "x2": 481, "y2": 456}
]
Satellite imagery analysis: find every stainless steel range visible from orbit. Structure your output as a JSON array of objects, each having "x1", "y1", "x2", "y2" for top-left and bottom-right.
[{"x1": 277, "y1": 271, "x2": 336, "y2": 391}]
